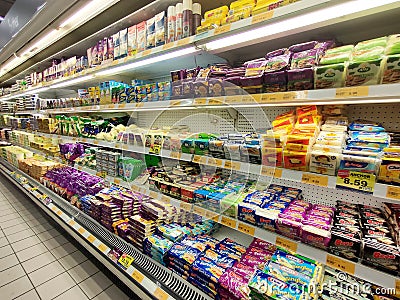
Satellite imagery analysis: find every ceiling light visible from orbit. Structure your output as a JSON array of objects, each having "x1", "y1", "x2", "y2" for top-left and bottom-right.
[
  {"x1": 51, "y1": 75, "x2": 95, "y2": 89},
  {"x1": 96, "y1": 47, "x2": 198, "y2": 76},
  {"x1": 204, "y1": 0, "x2": 399, "y2": 51},
  {"x1": 0, "y1": 16, "x2": 4, "y2": 21}
]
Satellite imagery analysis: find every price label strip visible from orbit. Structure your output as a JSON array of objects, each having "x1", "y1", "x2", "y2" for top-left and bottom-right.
[
  {"x1": 336, "y1": 170, "x2": 375, "y2": 193},
  {"x1": 221, "y1": 216, "x2": 237, "y2": 229},
  {"x1": 301, "y1": 173, "x2": 328, "y2": 187},
  {"x1": 275, "y1": 236, "x2": 298, "y2": 253},
  {"x1": 117, "y1": 253, "x2": 134, "y2": 270},
  {"x1": 386, "y1": 185, "x2": 400, "y2": 200},
  {"x1": 326, "y1": 254, "x2": 355, "y2": 275},
  {"x1": 335, "y1": 86, "x2": 369, "y2": 98},
  {"x1": 238, "y1": 222, "x2": 255, "y2": 236}
]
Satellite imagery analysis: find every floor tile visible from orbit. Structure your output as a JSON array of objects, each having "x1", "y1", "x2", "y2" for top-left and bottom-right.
[
  {"x1": 0, "y1": 254, "x2": 19, "y2": 271},
  {"x1": 0, "y1": 212, "x2": 20, "y2": 223},
  {"x1": 7, "y1": 228, "x2": 35, "y2": 243},
  {"x1": 35, "y1": 272, "x2": 76, "y2": 300},
  {"x1": 2, "y1": 223, "x2": 30, "y2": 236},
  {"x1": 31, "y1": 222, "x2": 53, "y2": 235},
  {"x1": 92, "y1": 284, "x2": 130, "y2": 300},
  {"x1": 0, "y1": 245, "x2": 14, "y2": 259},
  {"x1": 0, "y1": 208, "x2": 16, "y2": 217},
  {"x1": 51, "y1": 243, "x2": 78, "y2": 259},
  {"x1": 21, "y1": 250, "x2": 56, "y2": 274},
  {"x1": 59, "y1": 250, "x2": 88, "y2": 271},
  {"x1": 0, "y1": 236, "x2": 8, "y2": 248},
  {"x1": 0, "y1": 264, "x2": 25, "y2": 287},
  {"x1": 28, "y1": 261, "x2": 66, "y2": 287},
  {"x1": 43, "y1": 234, "x2": 69, "y2": 250},
  {"x1": 0, "y1": 217, "x2": 26, "y2": 229},
  {"x1": 13, "y1": 289, "x2": 40, "y2": 300},
  {"x1": 0, "y1": 276, "x2": 33, "y2": 299},
  {"x1": 79, "y1": 272, "x2": 112, "y2": 299},
  {"x1": 16, "y1": 243, "x2": 48, "y2": 262},
  {"x1": 21, "y1": 213, "x2": 44, "y2": 222},
  {"x1": 27, "y1": 217, "x2": 49, "y2": 228},
  {"x1": 37, "y1": 228, "x2": 61, "y2": 242},
  {"x1": 11, "y1": 235, "x2": 41, "y2": 252},
  {"x1": 53, "y1": 286, "x2": 88, "y2": 300},
  {"x1": 0, "y1": 230, "x2": 4, "y2": 238},
  {"x1": 68, "y1": 260, "x2": 98, "y2": 283}
]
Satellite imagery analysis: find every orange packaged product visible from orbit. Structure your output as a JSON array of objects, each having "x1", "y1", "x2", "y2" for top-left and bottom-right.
[
  {"x1": 276, "y1": 110, "x2": 295, "y2": 120},
  {"x1": 285, "y1": 143, "x2": 311, "y2": 152},
  {"x1": 296, "y1": 105, "x2": 319, "y2": 117},
  {"x1": 286, "y1": 134, "x2": 315, "y2": 145},
  {"x1": 295, "y1": 114, "x2": 322, "y2": 129},
  {"x1": 283, "y1": 150, "x2": 309, "y2": 171},
  {"x1": 262, "y1": 147, "x2": 283, "y2": 167}
]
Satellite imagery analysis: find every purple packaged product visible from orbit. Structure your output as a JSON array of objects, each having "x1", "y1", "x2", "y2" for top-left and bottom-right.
[
  {"x1": 276, "y1": 218, "x2": 302, "y2": 239},
  {"x1": 313, "y1": 204, "x2": 336, "y2": 213},
  {"x1": 208, "y1": 78, "x2": 224, "y2": 97},
  {"x1": 265, "y1": 53, "x2": 291, "y2": 73},
  {"x1": 188, "y1": 277, "x2": 217, "y2": 298},
  {"x1": 302, "y1": 218, "x2": 332, "y2": 231},
  {"x1": 240, "y1": 75, "x2": 263, "y2": 87},
  {"x1": 203, "y1": 249, "x2": 237, "y2": 269},
  {"x1": 264, "y1": 70, "x2": 287, "y2": 93},
  {"x1": 240, "y1": 255, "x2": 266, "y2": 270},
  {"x1": 265, "y1": 48, "x2": 289, "y2": 58},
  {"x1": 289, "y1": 41, "x2": 318, "y2": 53},
  {"x1": 190, "y1": 272, "x2": 218, "y2": 291},
  {"x1": 194, "y1": 81, "x2": 208, "y2": 97},
  {"x1": 218, "y1": 270, "x2": 251, "y2": 300},
  {"x1": 315, "y1": 40, "x2": 336, "y2": 51},
  {"x1": 245, "y1": 247, "x2": 274, "y2": 262},
  {"x1": 224, "y1": 76, "x2": 242, "y2": 87},
  {"x1": 171, "y1": 69, "x2": 186, "y2": 82},
  {"x1": 250, "y1": 238, "x2": 277, "y2": 252},
  {"x1": 291, "y1": 48, "x2": 322, "y2": 69},
  {"x1": 287, "y1": 68, "x2": 314, "y2": 90}
]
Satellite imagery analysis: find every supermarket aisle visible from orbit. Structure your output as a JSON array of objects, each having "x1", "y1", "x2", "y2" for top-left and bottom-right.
[{"x1": 0, "y1": 175, "x2": 134, "y2": 300}]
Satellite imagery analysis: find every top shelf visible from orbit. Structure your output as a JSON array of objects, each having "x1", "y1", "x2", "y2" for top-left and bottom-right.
[{"x1": 1, "y1": 0, "x2": 399, "y2": 100}]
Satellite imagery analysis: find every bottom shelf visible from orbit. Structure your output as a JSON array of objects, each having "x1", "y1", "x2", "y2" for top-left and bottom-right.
[{"x1": 0, "y1": 158, "x2": 211, "y2": 300}]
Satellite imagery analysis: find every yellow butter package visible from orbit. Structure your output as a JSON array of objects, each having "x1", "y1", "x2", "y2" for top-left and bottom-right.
[
  {"x1": 283, "y1": 150, "x2": 310, "y2": 171},
  {"x1": 230, "y1": 0, "x2": 256, "y2": 10},
  {"x1": 204, "y1": 6, "x2": 229, "y2": 19},
  {"x1": 285, "y1": 143, "x2": 310, "y2": 152}
]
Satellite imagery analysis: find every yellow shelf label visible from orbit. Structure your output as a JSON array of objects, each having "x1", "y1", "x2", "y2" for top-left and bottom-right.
[
  {"x1": 154, "y1": 287, "x2": 169, "y2": 300},
  {"x1": 238, "y1": 222, "x2": 255, "y2": 236},
  {"x1": 194, "y1": 98, "x2": 207, "y2": 105},
  {"x1": 241, "y1": 95, "x2": 254, "y2": 103},
  {"x1": 118, "y1": 104, "x2": 126, "y2": 109},
  {"x1": 68, "y1": 220, "x2": 76, "y2": 226},
  {"x1": 224, "y1": 160, "x2": 241, "y2": 171},
  {"x1": 302, "y1": 173, "x2": 328, "y2": 187},
  {"x1": 193, "y1": 206, "x2": 205, "y2": 216},
  {"x1": 87, "y1": 235, "x2": 96, "y2": 243},
  {"x1": 170, "y1": 152, "x2": 181, "y2": 160},
  {"x1": 335, "y1": 86, "x2": 369, "y2": 98},
  {"x1": 122, "y1": 144, "x2": 128, "y2": 150},
  {"x1": 261, "y1": 166, "x2": 282, "y2": 178},
  {"x1": 114, "y1": 178, "x2": 121, "y2": 185},
  {"x1": 132, "y1": 269, "x2": 145, "y2": 283},
  {"x1": 98, "y1": 243, "x2": 108, "y2": 252},
  {"x1": 56, "y1": 210, "x2": 62, "y2": 216},
  {"x1": 149, "y1": 191, "x2": 158, "y2": 199},
  {"x1": 396, "y1": 279, "x2": 400, "y2": 297},
  {"x1": 326, "y1": 254, "x2": 355, "y2": 275},
  {"x1": 251, "y1": 10, "x2": 274, "y2": 24},
  {"x1": 162, "y1": 42, "x2": 175, "y2": 50},
  {"x1": 107, "y1": 104, "x2": 114, "y2": 109},
  {"x1": 161, "y1": 195, "x2": 170, "y2": 204},
  {"x1": 336, "y1": 171, "x2": 375, "y2": 193},
  {"x1": 118, "y1": 253, "x2": 134, "y2": 269},
  {"x1": 177, "y1": 37, "x2": 191, "y2": 47},
  {"x1": 136, "y1": 102, "x2": 144, "y2": 108},
  {"x1": 281, "y1": 92, "x2": 297, "y2": 101},
  {"x1": 170, "y1": 100, "x2": 182, "y2": 106},
  {"x1": 180, "y1": 202, "x2": 192, "y2": 211},
  {"x1": 208, "y1": 98, "x2": 222, "y2": 105},
  {"x1": 276, "y1": 236, "x2": 298, "y2": 253},
  {"x1": 208, "y1": 157, "x2": 223, "y2": 167},
  {"x1": 142, "y1": 49, "x2": 152, "y2": 57},
  {"x1": 192, "y1": 155, "x2": 201, "y2": 163},
  {"x1": 386, "y1": 186, "x2": 400, "y2": 200},
  {"x1": 214, "y1": 24, "x2": 231, "y2": 35},
  {"x1": 259, "y1": 93, "x2": 283, "y2": 103},
  {"x1": 221, "y1": 216, "x2": 237, "y2": 228},
  {"x1": 51, "y1": 206, "x2": 57, "y2": 211},
  {"x1": 78, "y1": 227, "x2": 86, "y2": 234}
]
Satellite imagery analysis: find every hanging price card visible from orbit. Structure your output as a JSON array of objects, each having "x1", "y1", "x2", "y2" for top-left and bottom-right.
[
  {"x1": 275, "y1": 236, "x2": 298, "y2": 253},
  {"x1": 154, "y1": 287, "x2": 169, "y2": 300},
  {"x1": 214, "y1": 24, "x2": 231, "y2": 35},
  {"x1": 335, "y1": 86, "x2": 369, "y2": 98},
  {"x1": 261, "y1": 166, "x2": 282, "y2": 178},
  {"x1": 251, "y1": 10, "x2": 274, "y2": 24},
  {"x1": 132, "y1": 269, "x2": 144, "y2": 283},
  {"x1": 386, "y1": 186, "x2": 400, "y2": 200},
  {"x1": 238, "y1": 222, "x2": 255, "y2": 236},
  {"x1": 302, "y1": 173, "x2": 328, "y2": 187},
  {"x1": 326, "y1": 254, "x2": 355, "y2": 275},
  {"x1": 118, "y1": 253, "x2": 134, "y2": 270},
  {"x1": 336, "y1": 170, "x2": 375, "y2": 193},
  {"x1": 221, "y1": 216, "x2": 237, "y2": 228}
]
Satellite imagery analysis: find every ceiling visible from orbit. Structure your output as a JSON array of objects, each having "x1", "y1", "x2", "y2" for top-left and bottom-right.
[{"x1": 0, "y1": 0, "x2": 15, "y2": 19}]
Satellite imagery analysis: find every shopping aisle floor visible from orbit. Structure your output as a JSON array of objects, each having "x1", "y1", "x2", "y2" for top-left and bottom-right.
[{"x1": 0, "y1": 175, "x2": 136, "y2": 300}]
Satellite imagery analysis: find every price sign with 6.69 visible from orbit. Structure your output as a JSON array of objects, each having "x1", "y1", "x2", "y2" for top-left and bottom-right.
[{"x1": 336, "y1": 170, "x2": 375, "y2": 193}]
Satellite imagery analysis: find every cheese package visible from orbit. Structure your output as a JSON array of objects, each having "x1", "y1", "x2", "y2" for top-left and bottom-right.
[
  {"x1": 296, "y1": 105, "x2": 319, "y2": 117},
  {"x1": 312, "y1": 144, "x2": 343, "y2": 153},
  {"x1": 315, "y1": 131, "x2": 346, "y2": 146},
  {"x1": 285, "y1": 143, "x2": 310, "y2": 152},
  {"x1": 283, "y1": 150, "x2": 310, "y2": 171},
  {"x1": 286, "y1": 134, "x2": 315, "y2": 145},
  {"x1": 309, "y1": 150, "x2": 341, "y2": 175},
  {"x1": 339, "y1": 155, "x2": 380, "y2": 174},
  {"x1": 314, "y1": 63, "x2": 347, "y2": 89},
  {"x1": 295, "y1": 114, "x2": 322, "y2": 129},
  {"x1": 272, "y1": 116, "x2": 295, "y2": 129},
  {"x1": 381, "y1": 54, "x2": 400, "y2": 84},
  {"x1": 345, "y1": 58, "x2": 384, "y2": 86},
  {"x1": 262, "y1": 147, "x2": 283, "y2": 167}
]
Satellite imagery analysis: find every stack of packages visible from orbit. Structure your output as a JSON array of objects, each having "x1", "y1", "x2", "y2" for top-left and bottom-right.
[
  {"x1": 382, "y1": 34, "x2": 400, "y2": 84},
  {"x1": 218, "y1": 238, "x2": 276, "y2": 300},
  {"x1": 96, "y1": 188, "x2": 123, "y2": 231},
  {"x1": 188, "y1": 238, "x2": 247, "y2": 298},
  {"x1": 143, "y1": 234, "x2": 174, "y2": 265},
  {"x1": 79, "y1": 195, "x2": 99, "y2": 219},
  {"x1": 127, "y1": 215, "x2": 155, "y2": 251},
  {"x1": 264, "y1": 48, "x2": 292, "y2": 93},
  {"x1": 141, "y1": 200, "x2": 175, "y2": 226},
  {"x1": 309, "y1": 107, "x2": 348, "y2": 175},
  {"x1": 249, "y1": 248, "x2": 323, "y2": 300},
  {"x1": 337, "y1": 120, "x2": 388, "y2": 192},
  {"x1": 223, "y1": 66, "x2": 246, "y2": 95},
  {"x1": 240, "y1": 59, "x2": 267, "y2": 94},
  {"x1": 378, "y1": 145, "x2": 400, "y2": 185}
]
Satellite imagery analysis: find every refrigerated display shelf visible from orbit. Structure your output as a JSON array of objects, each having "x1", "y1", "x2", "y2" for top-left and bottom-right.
[{"x1": 0, "y1": 158, "x2": 212, "y2": 300}]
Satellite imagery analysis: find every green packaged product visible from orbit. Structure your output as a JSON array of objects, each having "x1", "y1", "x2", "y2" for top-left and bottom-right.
[
  {"x1": 352, "y1": 46, "x2": 385, "y2": 62},
  {"x1": 382, "y1": 54, "x2": 400, "y2": 84},
  {"x1": 319, "y1": 45, "x2": 353, "y2": 65},
  {"x1": 346, "y1": 58, "x2": 384, "y2": 86},
  {"x1": 314, "y1": 63, "x2": 346, "y2": 89},
  {"x1": 385, "y1": 34, "x2": 400, "y2": 55},
  {"x1": 354, "y1": 36, "x2": 387, "y2": 50},
  {"x1": 121, "y1": 158, "x2": 146, "y2": 181}
]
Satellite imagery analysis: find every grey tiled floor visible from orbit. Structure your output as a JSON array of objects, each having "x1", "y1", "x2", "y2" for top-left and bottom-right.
[{"x1": 0, "y1": 175, "x2": 132, "y2": 300}]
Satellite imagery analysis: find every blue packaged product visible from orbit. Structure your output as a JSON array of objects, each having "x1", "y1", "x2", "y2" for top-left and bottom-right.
[
  {"x1": 218, "y1": 238, "x2": 246, "y2": 255},
  {"x1": 189, "y1": 271, "x2": 218, "y2": 291},
  {"x1": 191, "y1": 256, "x2": 225, "y2": 283},
  {"x1": 167, "y1": 243, "x2": 202, "y2": 265},
  {"x1": 264, "y1": 261, "x2": 311, "y2": 287},
  {"x1": 238, "y1": 202, "x2": 258, "y2": 224},
  {"x1": 256, "y1": 209, "x2": 279, "y2": 231},
  {"x1": 349, "y1": 120, "x2": 385, "y2": 132},
  {"x1": 203, "y1": 249, "x2": 237, "y2": 269},
  {"x1": 339, "y1": 155, "x2": 379, "y2": 173},
  {"x1": 271, "y1": 250, "x2": 316, "y2": 278},
  {"x1": 268, "y1": 184, "x2": 285, "y2": 193},
  {"x1": 214, "y1": 244, "x2": 242, "y2": 260},
  {"x1": 188, "y1": 276, "x2": 218, "y2": 297}
]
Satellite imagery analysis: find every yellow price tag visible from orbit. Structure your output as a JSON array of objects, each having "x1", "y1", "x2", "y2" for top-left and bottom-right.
[
  {"x1": 87, "y1": 235, "x2": 96, "y2": 243},
  {"x1": 118, "y1": 104, "x2": 126, "y2": 109},
  {"x1": 204, "y1": 210, "x2": 218, "y2": 219},
  {"x1": 113, "y1": 178, "x2": 121, "y2": 185},
  {"x1": 276, "y1": 236, "x2": 298, "y2": 253},
  {"x1": 115, "y1": 143, "x2": 121, "y2": 149},
  {"x1": 97, "y1": 243, "x2": 108, "y2": 252},
  {"x1": 150, "y1": 191, "x2": 159, "y2": 199},
  {"x1": 56, "y1": 210, "x2": 63, "y2": 216},
  {"x1": 281, "y1": 92, "x2": 297, "y2": 101},
  {"x1": 93, "y1": 140, "x2": 99, "y2": 145},
  {"x1": 261, "y1": 166, "x2": 282, "y2": 178},
  {"x1": 238, "y1": 222, "x2": 255, "y2": 236},
  {"x1": 170, "y1": 100, "x2": 182, "y2": 106},
  {"x1": 396, "y1": 279, "x2": 400, "y2": 298},
  {"x1": 214, "y1": 24, "x2": 231, "y2": 35},
  {"x1": 78, "y1": 227, "x2": 86, "y2": 234},
  {"x1": 177, "y1": 37, "x2": 191, "y2": 47},
  {"x1": 336, "y1": 171, "x2": 375, "y2": 193},
  {"x1": 132, "y1": 269, "x2": 144, "y2": 283},
  {"x1": 68, "y1": 220, "x2": 76, "y2": 226},
  {"x1": 51, "y1": 206, "x2": 57, "y2": 211},
  {"x1": 170, "y1": 152, "x2": 181, "y2": 160},
  {"x1": 193, "y1": 155, "x2": 201, "y2": 163},
  {"x1": 142, "y1": 49, "x2": 152, "y2": 56},
  {"x1": 208, "y1": 98, "x2": 221, "y2": 105},
  {"x1": 335, "y1": 86, "x2": 369, "y2": 98},
  {"x1": 252, "y1": 10, "x2": 274, "y2": 24},
  {"x1": 241, "y1": 95, "x2": 254, "y2": 103},
  {"x1": 107, "y1": 104, "x2": 114, "y2": 109},
  {"x1": 326, "y1": 254, "x2": 355, "y2": 275},
  {"x1": 224, "y1": 160, "x2": 241, "y2": 171},
  {"x1": 259, "y1": 93, "x2": 282, "y2": 103},
  {"x1": 302, "y1": 173, "x2": 328, "y2": 187},
  {"x1": 162, "y1": 42, "x2": 175, "y2": 50},
  {"x1": 131, "y1": 185, "x2": 139, "y2": 192},
  {"x1": 118, "y1": 253, "x2": 134, "y2": 269},
  {"x1": 386, "y1": 186, "x2": 400, "y2": 200},
  {"x1": 180, "y1": 202, "x2": 191, "y2": 211},
  {"x1": 193, "y1": 206, "x2": 205, "y2": 216},
  {"x1": 221, "y1": 216, "x2": 237, "y2": 228},
  {"x1": 154, "y1": 287, "x2": 169, "y2": 300},
  {"x1": 208, "y1": 158, "x2": 223, "y2": 167},
  {"x1": 161, "y1": 195, "x2": 170, "y2": 204},
  {"x1": 136, "y1": 103, "x2": 144, "y2": 108},
  {"x1": 122, "y1": 144, "x2": 128, "y2": 150},
  {"x1": 194, "y1": 98, "x2": 207, "y2": 105}
]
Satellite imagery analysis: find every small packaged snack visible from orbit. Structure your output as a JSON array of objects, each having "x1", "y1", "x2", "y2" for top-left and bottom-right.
[{"x1": 146, "y1": 17, "x2": 156, "y2": 49}]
